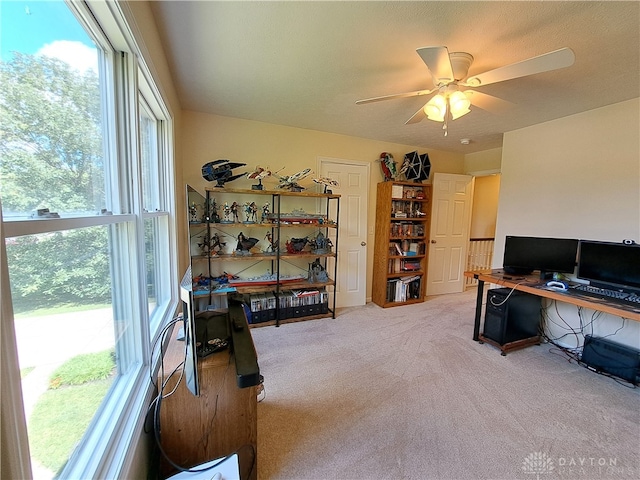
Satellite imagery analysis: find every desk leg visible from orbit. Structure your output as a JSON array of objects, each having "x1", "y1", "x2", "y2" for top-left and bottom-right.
[{"x1": 473, "y1": 278, "x2": 484, "y2": 341}]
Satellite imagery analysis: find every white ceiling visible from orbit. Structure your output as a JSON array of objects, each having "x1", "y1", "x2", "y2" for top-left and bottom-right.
[{"x1": 149, "y1": 1, "x2": 640, "y2": 154}]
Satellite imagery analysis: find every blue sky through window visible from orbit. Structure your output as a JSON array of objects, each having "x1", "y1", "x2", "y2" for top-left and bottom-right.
[{"x1": 1, "y1": 0, "x2": 96, "y2": 71}]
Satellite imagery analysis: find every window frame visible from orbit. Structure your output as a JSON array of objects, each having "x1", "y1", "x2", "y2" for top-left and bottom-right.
[{"x1": 0, "y1": 0, "x2": 178, "y2": 478}]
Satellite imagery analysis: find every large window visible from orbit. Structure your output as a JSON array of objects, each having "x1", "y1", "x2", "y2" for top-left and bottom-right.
[
  {"x1": 1, "y1": 1, "x2": 176, "y2": 478},
  {"x1": 139, "y1": 94, "x2": 173, "y2": 332}
]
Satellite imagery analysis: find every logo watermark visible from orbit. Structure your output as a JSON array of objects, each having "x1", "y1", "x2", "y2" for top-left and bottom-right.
[
  {"x1": 522, "y1": 452, "x2": 636, "y2": 478},
  {"x1": 522, "y1": 452, "x2": 554, "y2": 479}
]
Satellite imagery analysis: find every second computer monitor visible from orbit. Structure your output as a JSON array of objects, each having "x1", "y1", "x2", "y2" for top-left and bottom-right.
[{"x1": 503, "y1": 236, "x2": 579, "y2": 277}]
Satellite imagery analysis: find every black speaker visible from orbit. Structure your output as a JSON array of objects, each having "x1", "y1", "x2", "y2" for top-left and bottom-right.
[{"x1": 483, "y1": 288, "x2": 541, "y2": 345}]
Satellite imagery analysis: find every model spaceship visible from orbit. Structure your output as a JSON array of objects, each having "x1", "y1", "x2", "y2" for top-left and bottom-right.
[
  {"x1": 246, "y1": 165, "x2": 273, "y2": 190},
  {"x1": 274, "y1": 168, "x2": 312, "y2": 191},
  {"x1": 402, "y1": 151, "x2": 431, "y2": 182},
  {"x1": 202, "y1": 159, "x2": 247, "y2": 187},
  {"x1": 312, "y1": 176, "x2": 339, "y2": 193}
]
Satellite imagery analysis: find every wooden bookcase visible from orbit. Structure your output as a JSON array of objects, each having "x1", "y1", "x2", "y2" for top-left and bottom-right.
[{"x1": 372, "y1": 181, "x2": 431, "y2": 307}]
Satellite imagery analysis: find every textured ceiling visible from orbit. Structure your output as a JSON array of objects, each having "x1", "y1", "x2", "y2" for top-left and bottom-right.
[{"x1": 149, "y1": 1, "x2": 640, "y2": 154}]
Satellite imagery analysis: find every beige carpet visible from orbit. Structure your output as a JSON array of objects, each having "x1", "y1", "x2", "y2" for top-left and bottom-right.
[{"x1": 250, "y1": 289, "x2": 639, "y2": 480}]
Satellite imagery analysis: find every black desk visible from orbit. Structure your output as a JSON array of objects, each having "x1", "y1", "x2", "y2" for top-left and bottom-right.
[{"x1": 465, "y1": 269, "x2": 640, "y2": 343}]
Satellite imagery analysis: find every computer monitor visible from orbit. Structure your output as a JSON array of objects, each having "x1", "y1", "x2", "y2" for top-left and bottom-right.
[
  {"x1": 577, "y1": 240, "x2": 640, "y2": 293},
  {"x1": 503, "y1": 236, "x2": 579, "y2": 277}
]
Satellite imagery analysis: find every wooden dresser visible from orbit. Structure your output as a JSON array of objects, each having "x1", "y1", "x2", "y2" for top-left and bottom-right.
[{"x1": 157, "y1": 325, "x2": 258, "y2": 479}]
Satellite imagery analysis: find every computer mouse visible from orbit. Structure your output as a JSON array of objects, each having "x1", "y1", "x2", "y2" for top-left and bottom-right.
[{"x1": 546, "y1": 281, "x2": 568, "y2": 291}]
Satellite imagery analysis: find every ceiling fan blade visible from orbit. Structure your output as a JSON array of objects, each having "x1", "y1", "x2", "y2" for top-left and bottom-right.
[
  {"x1": 417, "y1": 46, "x2": 454, "y2": 85},
  {"x1": 405, "y1": 104, "x2": 426, "y2": 125},
  {"x1": 355, "y1": 88, "x2": 437, "y2": 105},
  {"x1": 463, "y1": 47, "x2": 575, "y2": 87},
  {"x1": 465, "y1": 90, "x2": 514, "y2": 114}
]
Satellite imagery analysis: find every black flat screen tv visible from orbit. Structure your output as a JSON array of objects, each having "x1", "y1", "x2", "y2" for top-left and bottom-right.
[
  {"x1": 503, "y1": 236, "x2": 579, "y2": 276},
  {"x1": 577, "y1": 240, "x2": 640, "y2": 293}
]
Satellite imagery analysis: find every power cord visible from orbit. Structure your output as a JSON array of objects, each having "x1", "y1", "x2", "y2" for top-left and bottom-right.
[{"x1": 539, "y1": 301, "x2": 636, "y2": 388}]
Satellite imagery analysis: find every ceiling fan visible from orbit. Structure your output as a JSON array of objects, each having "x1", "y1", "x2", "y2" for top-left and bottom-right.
[{"x1": 356, "y1": 46, "x2": 575, "y2": 135}]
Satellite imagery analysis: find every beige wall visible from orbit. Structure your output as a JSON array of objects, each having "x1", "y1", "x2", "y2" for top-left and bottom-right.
[
  {"x1": 464, "y1": 147, "x2": 502, "y2": 174},
  {"x1": 180, "y1": 111, "x2": 465, "y2": 299},
  {"x1": 470, "y1": 174, "x2": 500, "y2": 239},
  {"x1": 495, "y1": 98, "x2": 640, "y2": 349}
]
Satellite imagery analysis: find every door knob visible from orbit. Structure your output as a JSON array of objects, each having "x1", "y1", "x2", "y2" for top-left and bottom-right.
[
  {"x1": 361, "y1": 241, "x2": 367, "y2": 246},
  {"x1": 431, "y1": 240, "x2": 436, "y2": 244}
]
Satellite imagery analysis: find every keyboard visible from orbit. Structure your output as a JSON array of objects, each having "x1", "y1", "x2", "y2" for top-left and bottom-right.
[{"x1": 569, "y1": 284, "x2": 640, "y2": 305}]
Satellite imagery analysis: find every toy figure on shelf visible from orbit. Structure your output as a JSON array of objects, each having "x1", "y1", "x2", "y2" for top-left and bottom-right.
[
  {"x1": 221, "y1": 202, "x2": 232, "y2": 223},
  {"x1": 213, "y1": 272, "x2": 239, "y2": 285},
  {"x1": 261, "y1": 203, "x2": 271, "y2": 223},
  {"x1": 244, "y1": 202, "x2": 258, "y2": 223},
  {"x1": 197, "y1": 233, "x2": 226, "y2": 256},
  {"x1": 189, "y1": 202, "x2": 200, "y2": 223},
  {"x1": 311, "y1": 231, "x2": 333, "y2": 254},
  {"x1": 264, "y1": 231, "x2": 278, "y2": 254},
  {"x1": 210, "y1": 233, "x2": 226, "y2": 255},
  {"x1": 285, "y1": 236, "x2": 310, "y2": 254},
  {"x1": 193, "y1": 273, "x2": 214, "y2": 292},
  {"x1": 308, "y1": 258, "x2": 329, "y2": 283},
  {"x1": 231, "y1": 202, "x2": 240, "y2": 222},
  {"x1": 236, "y1": 232, "x2": 259, "y2": 255},
  {"x1": 197, "y1": 234, "x2": 209, "y2": 255},
  {"x1": 378, "y1": 152, "x2": 397, "y2": 181},
  {"x1": 205, "y1": 198, "x2": 220, "y2": 223}
]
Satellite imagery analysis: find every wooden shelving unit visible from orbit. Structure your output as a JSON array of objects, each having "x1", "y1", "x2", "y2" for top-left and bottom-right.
[{"x1": 372, "y1": 181, "x2": 431, "y2": 307}]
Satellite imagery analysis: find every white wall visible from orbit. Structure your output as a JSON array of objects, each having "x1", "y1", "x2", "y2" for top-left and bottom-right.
[
  {"x1": 496, "y1": 99, "x2": 639, "y2": 243},
  {"x1": 494, "y1": 98, "x2": 640, "y2": 350}
]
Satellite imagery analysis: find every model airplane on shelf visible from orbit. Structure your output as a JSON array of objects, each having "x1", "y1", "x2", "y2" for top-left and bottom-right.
[
  {"x1": 202, "y1": 159, "x2": 247, "y2": 187},
  {"x1": 312, "y1": 176, "x2": 339, "y2": 193},
  {"x1": 246, "y1": 165, "x2": 275, "y2": 190},
  {"x1": 274, "y1": 168, "x2": 312, "y2": 191}
]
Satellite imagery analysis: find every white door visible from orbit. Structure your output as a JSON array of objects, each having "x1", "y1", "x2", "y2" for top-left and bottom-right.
[
  {"x1": 427, "y1": 173, "x2": 474, "y2": 295},
  {"x1": 319, "y1": 158, "x2": 369, "y2": 307}
]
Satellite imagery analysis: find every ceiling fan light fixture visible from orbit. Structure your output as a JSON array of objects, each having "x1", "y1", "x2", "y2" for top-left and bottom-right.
[
  {"x1": 449, "y1": 91, "x2": 471, "y2": 120},
  {"x1": 424, "y1": 94, "x2": 447, "y2": 122}
]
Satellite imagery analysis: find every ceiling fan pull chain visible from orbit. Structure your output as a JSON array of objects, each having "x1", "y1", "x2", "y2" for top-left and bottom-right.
[{"x1": 443, "y1": 108, "x2": 449, "y2": 136}]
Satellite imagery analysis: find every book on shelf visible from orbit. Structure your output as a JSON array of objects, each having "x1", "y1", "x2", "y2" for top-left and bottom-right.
[
  {"x1": 386, "y1": 276, "x2": 422, "y2": 302},
  {"x1": 401, "y1": 259, "x2": 421, "y2": 271},
  {"x1": 391, "y1": 184, "x2": 404, "y2": 199}
]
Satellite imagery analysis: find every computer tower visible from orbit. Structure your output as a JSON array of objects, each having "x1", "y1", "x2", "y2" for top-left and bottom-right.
[{"x1": 483, "y1": 288, "x2": 541, "y2": 345}]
